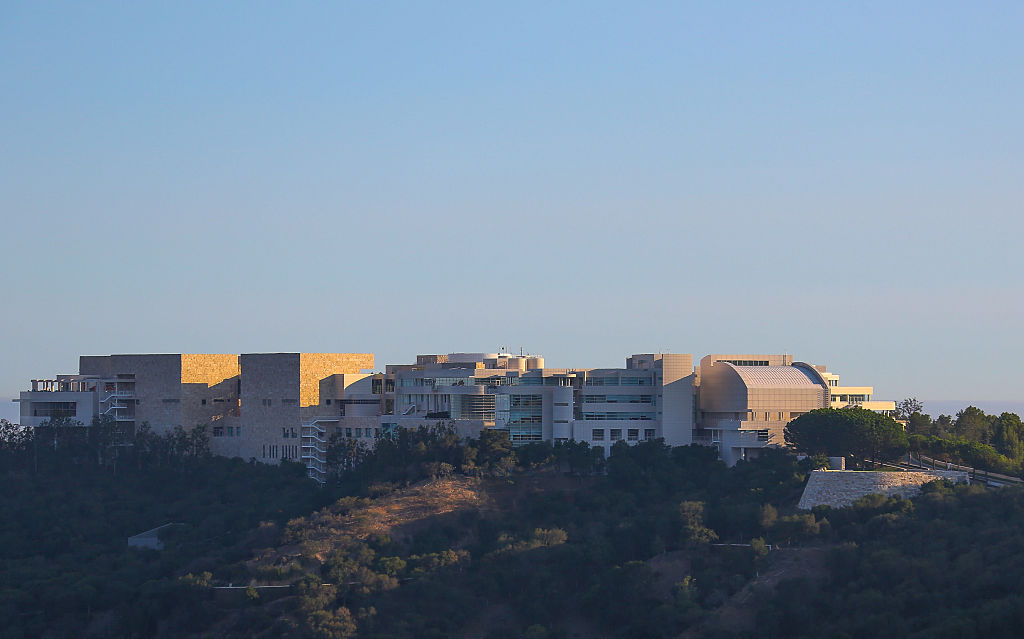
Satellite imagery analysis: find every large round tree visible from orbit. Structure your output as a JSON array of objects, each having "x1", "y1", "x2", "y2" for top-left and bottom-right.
[{"x1": 785, "y1": 407, "x2": 908, "y2": 467}]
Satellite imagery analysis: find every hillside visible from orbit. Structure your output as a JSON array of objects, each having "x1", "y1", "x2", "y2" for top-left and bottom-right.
[{"x1": 7, "y1": 423, "x2": 1024, "y2": 638}]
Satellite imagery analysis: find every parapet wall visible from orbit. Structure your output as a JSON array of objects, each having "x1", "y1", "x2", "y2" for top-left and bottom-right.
[{"x1": 797, "y1": 470, "x2": 970, "y2": 510}]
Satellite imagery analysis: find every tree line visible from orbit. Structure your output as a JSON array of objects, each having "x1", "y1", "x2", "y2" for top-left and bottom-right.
[{"x1": 785, "y1": 404, "x2": 1024, "y2": 476}]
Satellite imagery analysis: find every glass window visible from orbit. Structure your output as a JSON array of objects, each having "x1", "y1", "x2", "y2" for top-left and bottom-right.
[
  {"x1": 30, "y1": 402, "x2": 77, "y2": 418},
  {"x1": 610, "y1": 429, "x2": 622, "y2": 441},
  {"x1": 591, "y1": 429, "x2": 605, "y2": 441}
]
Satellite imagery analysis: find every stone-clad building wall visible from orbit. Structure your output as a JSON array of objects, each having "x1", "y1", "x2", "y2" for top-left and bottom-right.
[
  {"x1": 797, "y1": 470, "x2": 970, "y2": 510},
  {"x1": 299, "y1": 353, "x2": 374, "y2": 418},
  {"x1": 238, "y1": 353, "x2": 374, "y2": 464},
  {"x1": 182, "y1": 354, "x2": 243, "y2": 457},
  {"x1": 80, "y1": 354, "x2": 183, "y2": 432},
  {"x1": 78, "y1": 354, "x2": 244, "y2": 440},
  {"x1": 73, "y1": 352, "x2": 372, "y2": 463},
  {"x1": 240, "y1": 353, "x2": 303, "y2": 463}
]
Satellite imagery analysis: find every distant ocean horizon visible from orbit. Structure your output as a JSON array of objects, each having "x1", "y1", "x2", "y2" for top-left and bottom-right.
[
  {"x1": 921, "y1": 400, "x2": 1024, "y2": 419},
  {"x1": 2, "y1": 398, "x2": 18, "y2": 423}
]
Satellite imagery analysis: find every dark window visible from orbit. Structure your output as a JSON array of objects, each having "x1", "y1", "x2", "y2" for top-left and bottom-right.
[{"x1": 31, "y1": 402, "x2": 77, "y2": 418}]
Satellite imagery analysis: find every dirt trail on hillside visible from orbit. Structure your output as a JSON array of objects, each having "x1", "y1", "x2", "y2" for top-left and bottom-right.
[
  {"x1": 341, "y1": 476, "x2": 487, "y2": 540},
  {"x1": 247, "y1": 476, "x2": 488, "y2": 574}
]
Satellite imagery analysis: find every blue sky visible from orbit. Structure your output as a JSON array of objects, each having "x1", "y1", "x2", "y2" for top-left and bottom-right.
[{"x1": 1, "y1": 2, "x2": 1022, "y2": 420}]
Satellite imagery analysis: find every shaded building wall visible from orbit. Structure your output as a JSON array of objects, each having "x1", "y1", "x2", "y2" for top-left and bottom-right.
[
  {"x1": 80, "y1": 354, "x2": 183, "y2": 433},
  {"x1": 238, "y1": 353, "x2": 374, "y2": 464},
  {"x1": 659, "y1": 354, "x2": 694, "y2": 446},
  {"x1": 240, "y1": 353, "x2": 303, "y2": 463},
  {"x1": 182, "y1": 354, "x2": 243, "y2": 457}
]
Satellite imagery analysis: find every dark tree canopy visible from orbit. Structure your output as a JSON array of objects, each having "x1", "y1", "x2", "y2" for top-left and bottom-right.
[{"x1": 784, "y1": 407, "x2": 908, "y2": 464}]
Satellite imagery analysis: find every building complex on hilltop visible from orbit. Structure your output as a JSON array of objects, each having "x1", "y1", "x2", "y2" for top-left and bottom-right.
[{"x1": 17, "y1": 350, "x2": 895, "y2": 482}]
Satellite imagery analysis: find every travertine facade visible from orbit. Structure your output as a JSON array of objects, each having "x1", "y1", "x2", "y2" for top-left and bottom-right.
[
  {"x1": 238, "y1": 353, "x2": 373, "y2": 462},
  {"x1": 697, "y1": 359, "x2": 830, "y2": 465},
  {"x1": 20, "y1": 352, "x2": 373, "y2": 465},
  {"x1": 797, "y1": 470, "x2": 970, "y2": 510},
  {"x1": 19, "y1": 349, "x2": 895, "y2": 484}
]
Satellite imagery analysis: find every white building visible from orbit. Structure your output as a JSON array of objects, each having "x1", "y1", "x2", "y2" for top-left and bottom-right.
[{"x1": 17, "y1": 350, "x2": 896, "y2": 482}]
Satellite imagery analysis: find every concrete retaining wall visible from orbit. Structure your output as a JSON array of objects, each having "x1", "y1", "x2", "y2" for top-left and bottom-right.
[{"x1": 797, "y1": 470, "x2": 970, "y2": 510}]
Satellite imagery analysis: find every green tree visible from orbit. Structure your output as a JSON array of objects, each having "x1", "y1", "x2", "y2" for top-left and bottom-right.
[
  {"x1": 895, "y1": 398, "x2": 924, "y2": 421},
  {"x1": 306, "y1": 607, "x2": 357, "y2": 639},
  {"x1": 906, "y1": 411, "x2": 933, "y2": 435},
  {"x1": 991, "y1": 413, "x2": 1024, "y2": 461},
  {"x1": 786, "y1": 408, "x2": 908, "y2": 466},
  {"x1": 679, "y1": 501, "x2": 718, "y2": 546},
  {"x1": 475, "y1": 429, "x2": 515, "y2": 476},
  {"x1": 784, "y1": 409, "x2": 850, "y2": 456},
  {"x1": 954, "y1": 406, "x2": 993, "y2": 443},
  {"x1": 933, "y1": 414, "x2": 954, "y2": 437}
]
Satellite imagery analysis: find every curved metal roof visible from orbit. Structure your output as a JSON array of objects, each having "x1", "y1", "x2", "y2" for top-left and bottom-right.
[{"x1": 725, "y1": 363, "x2": 825, "y2": 389}]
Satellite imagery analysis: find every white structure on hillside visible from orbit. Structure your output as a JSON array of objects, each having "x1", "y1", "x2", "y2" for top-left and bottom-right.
[{"x1": 17, "y1": 350, "x2": 896, "y2": 482}]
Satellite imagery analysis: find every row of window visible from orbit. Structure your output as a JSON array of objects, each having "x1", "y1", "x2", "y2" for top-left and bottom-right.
[
  {"x1": 721, "y1": 360, "x2": 769, "y2": 367},
  {"x1": 256, "y1": 398, "x2": 300, "y2": 407},
  {"x1": 474, "y1": 376, "x2": 519, "y2": 387},
  {"x1": 832, "y1": 394, "x2": 870, "y2": 402},
  {"x1": 343, "y1": 427, "x2": 381, "y2": 438},
  {"x1": 30, "y1": 402, "x2": 77, "y2": 418},
  {"x1": 582, "y1": 394, "x2": 654, "y2": 404},
  {"x1": 397, "y1": 377, "x2": 474, "y2": 388},
  {"x1": 591, "y1": 428, "x2": 656, "y2": 441},
  {"x1": 262, "y1": 444, "x2": 299, "y2": 459},
  {"x1": 748, "y1": 411, "x2": 788, "y2": 421},
  {"x1": 581, "y1": 412, "x2": 655, "y2": 421},
  {"x1": 585, "y1": 377, "x2": 653, "y2": 386},
  {"x1": 509, "y1": 395, "x2": 543, "y2": 408},
  {"x1": 509, "y1": 416, "x2": 542, "y2": 424},
  {"x1": 511, "y1": 432, "x2": 544, "y2": 442},
  {"x1": 371, "y1": 379, "x2": 396, "y2": 394},
  {"x1": 212, "y1": 426, "x2": 242, "y2": 437}
]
